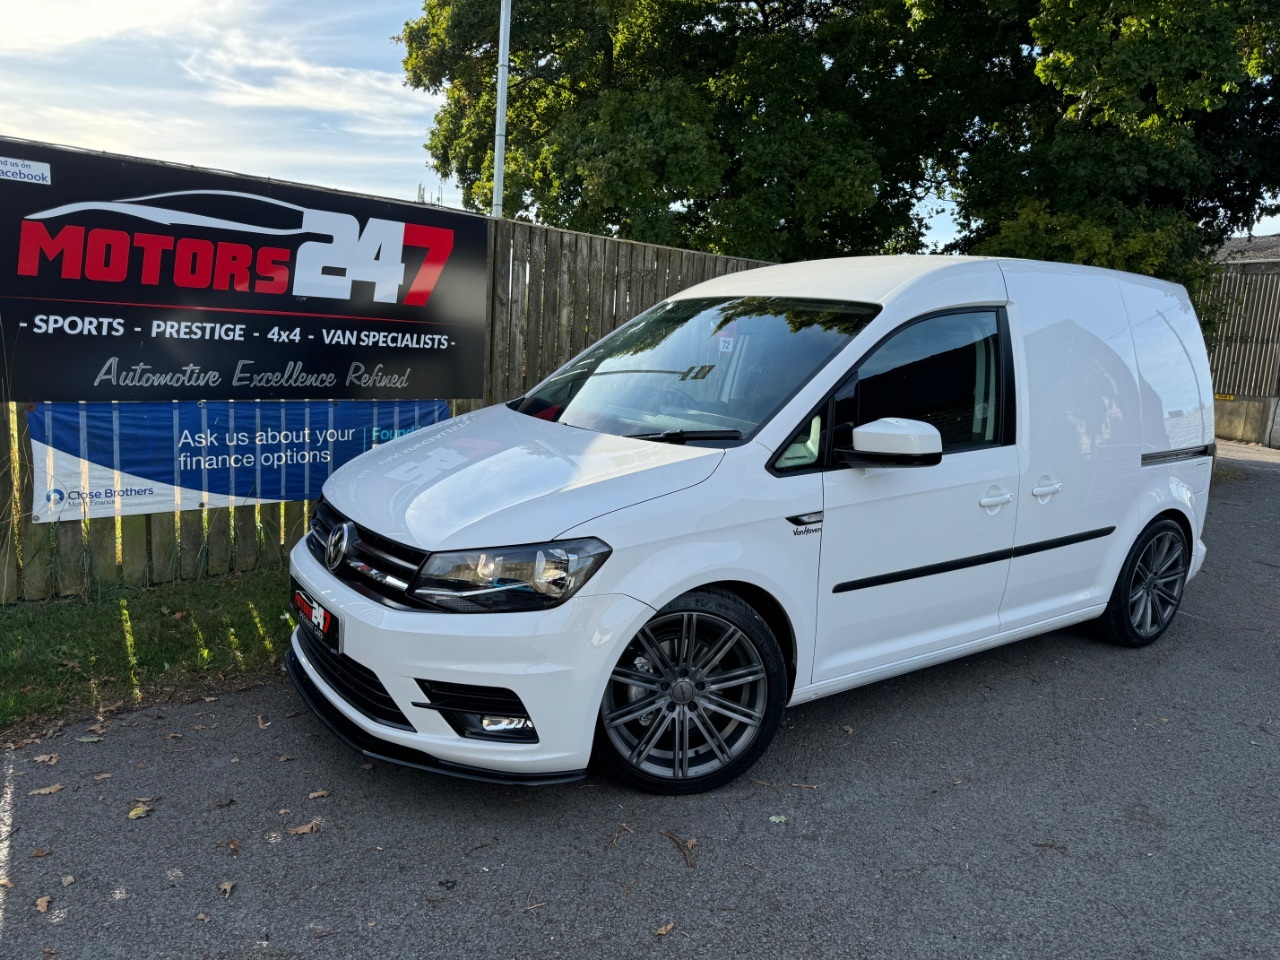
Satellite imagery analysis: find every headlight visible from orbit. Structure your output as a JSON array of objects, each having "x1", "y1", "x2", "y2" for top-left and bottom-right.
[{"x1": 409, "y1": 538, "x2": 612, "y2": 612}]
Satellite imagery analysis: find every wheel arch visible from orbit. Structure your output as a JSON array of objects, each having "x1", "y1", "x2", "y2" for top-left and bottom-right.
[
  {"x1": 1154, "y1": 506, "x2": 1193, "y2": 551},
  {"x1": 694, "y1": 580, "x2": 798, "y2": 699}
]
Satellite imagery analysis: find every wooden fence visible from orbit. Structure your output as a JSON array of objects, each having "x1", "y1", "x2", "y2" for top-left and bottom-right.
[
  {"x1": 1205, "y1": 260, "x2": 1280, "y2": 398},
  {"x1": 0, "y1": 220, "x2": 767, "y2": 604}
]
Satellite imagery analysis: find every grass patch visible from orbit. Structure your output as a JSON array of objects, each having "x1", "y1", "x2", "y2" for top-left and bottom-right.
[
  {"x1": 0, "y1": 568, "x2": 295, "y2": 732},
  {"x1": 1214, "y1": 463, "x2": 1248, "y2": 484}
]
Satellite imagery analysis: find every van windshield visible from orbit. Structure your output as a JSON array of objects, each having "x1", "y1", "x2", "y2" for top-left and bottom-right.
[{"x1": 513, "y1": 296, "x2": 881, "y2": 441}]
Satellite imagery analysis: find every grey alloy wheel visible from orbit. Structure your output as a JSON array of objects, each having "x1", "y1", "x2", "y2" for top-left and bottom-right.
[
  {"x1": 1098, "y1": 518, "x2": 1189, "y2": 648},
  {"x1": 594, "y1": 588, "x2": 785, "y2": 794}
]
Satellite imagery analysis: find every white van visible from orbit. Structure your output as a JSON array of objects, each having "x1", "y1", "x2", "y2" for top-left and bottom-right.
[{"x1": 287, "y1": 256, "x2": 1215, "y2": 794}]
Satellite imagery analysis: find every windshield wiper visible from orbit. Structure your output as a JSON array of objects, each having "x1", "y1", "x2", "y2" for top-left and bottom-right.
[{"x1": 626, "y1": 429, "x2": 742, "y2": 444}]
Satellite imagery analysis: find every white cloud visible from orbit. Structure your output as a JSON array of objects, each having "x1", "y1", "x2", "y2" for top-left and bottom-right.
[
  {"x1": 0, "y1": 0, "x2": 459, "y2": 206},
  {"x1": 1, "y1": 0, "x2": 247, "y2": 54},
  {"x1": 179, "y1": 30, "x2": 439, "y2": 137}
]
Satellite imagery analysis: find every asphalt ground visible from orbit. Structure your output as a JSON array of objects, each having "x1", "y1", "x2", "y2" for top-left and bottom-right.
[{"x1": 1, "y1": 441, "x2": 1277, "y2": 960}]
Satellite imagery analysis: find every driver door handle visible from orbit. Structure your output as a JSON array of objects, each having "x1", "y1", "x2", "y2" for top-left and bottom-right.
[
  {"x1": 978, "y1": 491, "x2": 1014, "y2": 508},
  {"x1": 1032, "y1": 481, "x2": 1063, "y2": 497}
]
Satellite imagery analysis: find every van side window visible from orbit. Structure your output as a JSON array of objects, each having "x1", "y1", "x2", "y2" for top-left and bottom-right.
[
  {"x1": 773, "y1": 414, "x2": 824, "y2": 470},
  {"x1": 833, "y1": 311, "x2": 1003, "y2": 453}
]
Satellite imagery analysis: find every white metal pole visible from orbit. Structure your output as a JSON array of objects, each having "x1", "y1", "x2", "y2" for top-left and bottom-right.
[{"x1": 491, "y1": 0, "x2": 512, "y2": 218}]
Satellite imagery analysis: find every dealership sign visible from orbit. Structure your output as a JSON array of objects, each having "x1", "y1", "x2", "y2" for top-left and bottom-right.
[
  {"x1": 29, "y1": 399, "x2": 450, "y2": 522},
  {"x1": 0, "y1": 139, "x2": 488, "y2": 401}
]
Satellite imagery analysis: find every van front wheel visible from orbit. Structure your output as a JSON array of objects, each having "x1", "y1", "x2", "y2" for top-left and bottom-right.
[
  {"x1": 594, "y1": 589, "x2": 786, "y2": 794},
  {"x1": 1098, "y1": 519, "x2": 1189, "y2": 648}
]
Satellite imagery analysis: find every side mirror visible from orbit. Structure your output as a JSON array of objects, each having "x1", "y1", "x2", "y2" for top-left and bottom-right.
[{"x1": 836, "y1": 417, "x2": 942, "y2": 467}]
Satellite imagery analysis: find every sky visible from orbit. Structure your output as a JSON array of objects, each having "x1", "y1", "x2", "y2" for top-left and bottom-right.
[
  {"x1": 0, "y1": 1, "x2": 1274, "y2": 244},
  {"x1": 1, "y1": 0, "x2": 455, "y2": 206}
]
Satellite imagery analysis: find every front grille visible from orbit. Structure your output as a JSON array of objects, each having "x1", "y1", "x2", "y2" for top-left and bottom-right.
[
  {"x1": 414, "y1": 679, "x2": 538, "y2": 743},
  {"x1": 308, "y1": 497, "x2": 429, "y2": 609},
  {"x1": 296, "y1": 619, "x2": 413, "y2": 731}
]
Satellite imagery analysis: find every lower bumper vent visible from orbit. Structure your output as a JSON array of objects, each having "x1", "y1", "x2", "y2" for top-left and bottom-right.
[{"x1": 413, "y1": 680, "x2": 538, "y2": 743}]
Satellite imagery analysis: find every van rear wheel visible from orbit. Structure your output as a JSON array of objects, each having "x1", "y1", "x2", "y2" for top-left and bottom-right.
[
  {"x1": 594, "y1": 588, "x2": 785, "y2": 794},
  {"x1": 1098, "y1": 519, "x2": 1188, "y2": 648}
]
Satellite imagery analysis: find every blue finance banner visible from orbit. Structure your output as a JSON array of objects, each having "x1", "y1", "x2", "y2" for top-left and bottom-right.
[{"x1": 29, "y1": 399, "x2": 450, "y2": 522}]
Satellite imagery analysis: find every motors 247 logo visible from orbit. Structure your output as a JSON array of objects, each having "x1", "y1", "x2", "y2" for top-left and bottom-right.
[{"x1": 15, "y1": 190, "x2": 455, "y2": 308}]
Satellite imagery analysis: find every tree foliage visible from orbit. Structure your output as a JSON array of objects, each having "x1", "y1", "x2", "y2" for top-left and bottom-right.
[{"x1": 401, "y1": 0, "x2": 1280, "y2": 283}]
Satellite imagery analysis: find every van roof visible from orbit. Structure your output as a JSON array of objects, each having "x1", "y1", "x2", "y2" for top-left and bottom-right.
[{"x1": 672, "y1": 255, "x2": 1171, "y2": 306}]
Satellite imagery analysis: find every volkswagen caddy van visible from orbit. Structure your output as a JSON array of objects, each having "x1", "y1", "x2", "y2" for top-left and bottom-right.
[{"x1": 288, "y1": 256, "x2": 1214, "y2": 794}]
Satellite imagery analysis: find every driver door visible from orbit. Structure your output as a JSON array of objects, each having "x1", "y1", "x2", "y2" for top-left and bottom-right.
[{"x1": 811, "y1": 309, "x2": 1019, "y2": 683}]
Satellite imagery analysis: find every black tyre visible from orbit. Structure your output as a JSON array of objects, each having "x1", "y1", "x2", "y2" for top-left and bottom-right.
[
  {"x1": 593, "y1": 588, "x2": 786, "y2": 794},
  {"x1": 1097, "y1": 518, "x2": 1189, "y2": 647}
]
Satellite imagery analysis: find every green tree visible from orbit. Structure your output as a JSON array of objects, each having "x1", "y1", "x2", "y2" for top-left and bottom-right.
[
  {"x1": 402, "y1": 0, "x2": 1280, "y2": 283},
  {"x1": 401, "y1": 0, "x2": 951, "y2": 260},
  {"x1": 913, "y1": 0, "x2": 1280, "y2": 287}
]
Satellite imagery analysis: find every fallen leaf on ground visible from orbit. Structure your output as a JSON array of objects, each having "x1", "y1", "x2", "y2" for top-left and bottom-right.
[
  {"x1": 662, "y1": 830, "x2": 696, "y2": 868},
  {"x1": 278, "y1": 755, "x2": 293, "y2": 762},
  {"x1": 29, "y1": 784, "x2": 63, "y2": 796},
  {"x1": 61, "y1": 875, "x2": 74, "y2": 887},
  {"x1": 228, "y1": 839, "x2": 240, "y2": 856},
  {"x1": 172, "y1": 611, "x2": 187, "y2": 620},
  {"x1": 202, "y1": 696, "x2": 218, "y2": 703},
  {"x1": 656, "y1": 922, "x2": 675, "y2": 936},
  {"x1": 102, "y1": 701, "x2": 124, "y2": 713},
  {"x1": 30, "y1": 849, "x2": 51, "y2": 858},
  {"x1": 769, "y1": 815, "x2": 787, "y2": 823},
  {"x1": 219, "y1": 882, "x2": 234, "y2": 899},
  {"x1": 0, "y1": 878, "x2": 13, "y2": 888},
  {"x1": 128, "y1": 803, "x2": 153, "y2": 820},
  {"x1": 360, "y1": 763, "x2": 373, "y2": 771},
  {"x1": 93, "y1": 773, "x2": 112, "y2": 781},
  {"x1": 197, "y1": 912, "x2": 210, "y2": 923},
  {"x1": 75, "y1": 736, "x2": 102, "y2": 743},
  {"x1": 278, "y1": 809, "x2": 291, "y2": 815},
  {"x1": 34, "y1": 754, "x2": 59, "y2": 765},
  {"x1": 842, "y1": 725, "x2": 854, "y2": 734},
  {"x1": 308, "y1": 790, "x2": 330, "y2": 799},
  {"x1": 257, "y1": 716, "x2": 270, "y2": 730},
  {"x1": 36, "y1": 896, "x2": 53, "y2": 913},
  {"x1": 87, "y1": 723, "x2": 107, "y2": 735},
  {"x1": 194, "y1": 725, "x2": 205, "y2": 731},
  {"x1": 286, "y1": 710, "x2": 302, "y2": 718},
  {"x1": 168, "y1": 733, "x2": 183, "y2": 740},
  {"x1": 792, "y1": 783, "x2": 818, "y2": 790},
  {"x1": 287, "y1": 820, "x2": 319, "y2": 835}
]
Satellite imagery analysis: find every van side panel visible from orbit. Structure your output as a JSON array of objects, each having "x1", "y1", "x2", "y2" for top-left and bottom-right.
[
  {"x1": 997, "y1": 263, "x2": 1144, "y2": 631},
  {"x1": 1119, "y1": 277, "x2": 1214, "y2": 539},
  {"x1": 1119, "y1": 278, "x2": 1215, "y2": 452}
]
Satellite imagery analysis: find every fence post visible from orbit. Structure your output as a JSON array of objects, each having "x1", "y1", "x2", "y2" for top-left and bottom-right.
[
  {"x1": 234, "y1": 504, "x2": 259, "y2": 571},
  {"x1": 16, "y1": 407, "x2": 53, "y2": 600},
  {"x1": 0, "y1": 403, "x2": 17, "y2": 604},
  {"x1": 55, "y1": 516, "x2": 87, "y2": 597},
  {"x1": 150, "y1": 511, "x2": 179, "y2": 583}
]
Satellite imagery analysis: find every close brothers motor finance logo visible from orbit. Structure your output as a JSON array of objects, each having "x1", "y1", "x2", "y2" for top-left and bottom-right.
[{"x1": 15, "y1": 190, "x2": 455, "y2": 308}]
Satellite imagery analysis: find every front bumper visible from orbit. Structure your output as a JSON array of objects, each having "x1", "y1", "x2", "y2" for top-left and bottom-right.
[
  {"x1": 285, "y1": 649, "x2": 584, "y2": 784},
  {"x1": 288, "y1": 541, "x2": 655, "y2": 779}
]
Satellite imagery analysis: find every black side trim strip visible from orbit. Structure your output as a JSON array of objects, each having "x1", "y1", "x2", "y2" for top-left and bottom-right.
[
  {"x1": 1142, "y1": 445, "x2": 1214, "y2": 466},
  {"x1": 833, "y1": 526, "x2": 1116, "y2": 594},
  {"x1": 834, "y1": 548, "x2": 1010, "y2": 593},
  {"x1": 1011, "y1": 526, "x2": 1115, "y2": 558}
]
